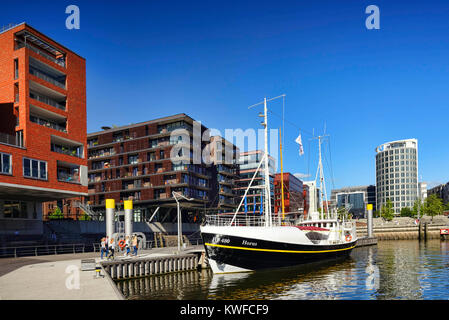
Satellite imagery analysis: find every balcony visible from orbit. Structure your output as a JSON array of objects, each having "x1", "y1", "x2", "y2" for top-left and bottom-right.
[
  {"x1": 57, "y1": 165, "x2": 80, "y2": 184},
  {"x1": 30, "y1": 114, "x2": 67, "y2": 133},
  {"x1": 29, "y1": 90, "x2": 66, "y2": 111},
  {"x1": 51, "y1": 135, "x2": 84, "y2": 158},
  {"x1": 0, "y1": 131, "x2": 24, "y2": 148},
  {"x1": 15, "y1": 30, "x2": 66, "y2": 68},
  {"x1": 29, "y1": 61, "x2": 66, "y2": 89}
]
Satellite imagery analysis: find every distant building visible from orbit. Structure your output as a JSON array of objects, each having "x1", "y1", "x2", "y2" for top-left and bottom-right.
[
  {"x1": 303, "y1": 181, "x2": 320, "y2": 214},
  {"x1": 418, "y1": 182, "x2": 428, "y2": 201},
  {"x1": 331, "y1": 185, "x2": 376, "y2": 218},
  {"x1": 274, "y1": 172, "x2": 304, "y2": 215},
  {"x1": 86, "y1": 114, "x2": 215, "y2": 223},
  {"x1": 234, "y1": 150, "x2": 275, "y2": 214},
  {"x1": 428, "y1": 182, "x2": 449, "y2": 205},
  {"x1": 375, "y1": 139, "x2": 419, "y2": 214},
  {"x1": 207, "y1": 136, "x2": 240, "y2": 213}
]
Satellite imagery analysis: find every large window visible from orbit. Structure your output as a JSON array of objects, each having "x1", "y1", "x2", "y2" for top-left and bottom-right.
[
  {"x1": 0, "y1": 152, "x2": 12, "y2": 174},
  {"x1": 4, "y1": 201, "x2": 28, "y2": 219},
  {"x1": 23, "y1": 157, "x2": 47, "y2": 180}
]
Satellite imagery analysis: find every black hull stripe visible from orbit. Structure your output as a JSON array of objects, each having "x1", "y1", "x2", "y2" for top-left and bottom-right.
[{"x1": 204, "y1": 242, "x2": 356, "y2": 253}]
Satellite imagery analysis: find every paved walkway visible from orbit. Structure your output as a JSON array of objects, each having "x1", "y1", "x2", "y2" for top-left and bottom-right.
[{"x1": 0, "y1": 245, "x2": 204, "y2": 300}]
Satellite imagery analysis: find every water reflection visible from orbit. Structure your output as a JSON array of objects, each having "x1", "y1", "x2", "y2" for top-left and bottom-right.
[{"x1": 117, "y1": 240, "x2": 449, "y2": 300}]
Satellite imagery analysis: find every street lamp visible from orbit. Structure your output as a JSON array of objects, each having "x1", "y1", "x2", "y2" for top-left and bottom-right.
[{"x1": 172, "y1": 191, "x2": 194, "y2": 253}]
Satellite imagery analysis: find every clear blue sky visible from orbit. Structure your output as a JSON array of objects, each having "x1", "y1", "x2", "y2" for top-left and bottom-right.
[{"x1": 2, "y1": 0, "x2": 449, "y2": 193}]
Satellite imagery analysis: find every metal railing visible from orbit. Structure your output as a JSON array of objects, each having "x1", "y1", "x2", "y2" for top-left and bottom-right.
[
  {"x1": 0, "y1": 243, "x2": 91, "y2": 258},
  {"x1": 204, "y1": 214, "x2": 296, "y2": 227},
  {"x1": 0, "y1": 237, "x2": 205, "y2": 259},
  {"x1": 0, "y1": 132, "x2": 23, "y2": 147}
]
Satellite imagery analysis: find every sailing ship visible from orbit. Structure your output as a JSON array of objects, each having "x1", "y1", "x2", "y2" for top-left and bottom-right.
[{"x1": 200, "y1": 96, "x2": 357, "y2": 274}]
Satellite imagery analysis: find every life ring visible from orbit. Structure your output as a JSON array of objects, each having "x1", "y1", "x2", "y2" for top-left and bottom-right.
[
  {"x1": 345, "y1": 234, "x2": 352, "y2": 242},
  {"x1": 118, "y1": 239, "x2": 126, "y2": 249}
]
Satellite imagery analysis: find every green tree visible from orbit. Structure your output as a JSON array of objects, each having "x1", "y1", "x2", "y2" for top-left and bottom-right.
[
  {"x1": 381, "y1": 199, "x2": 395, "y2": 221},
  {"x1": 423, "y1": 194, "x2": 444, "y2": 220},
  {"x1": 400, "y1": 207, "x2": 413, "y2": 217},
  {"x1": 79, "y1": 212, "x2": 92, "y2": 221},
  {"x1": 48, "y1": 207, "x2": 64, "y2": 220}
]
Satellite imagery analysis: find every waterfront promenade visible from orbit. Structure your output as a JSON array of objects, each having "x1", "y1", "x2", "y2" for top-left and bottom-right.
[{"x1": 0, "y1": 246, "x2": 203, "y2": 300}]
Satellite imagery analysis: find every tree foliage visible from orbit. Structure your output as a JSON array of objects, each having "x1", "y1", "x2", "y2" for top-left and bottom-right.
[
  {"x1": 48, "y1": 207, "x2": 64, "y2": 220},
  {"x1": 381, "y1": 199, "x2": 395, "y2": 221},
  {"x1": 400, "y1": 207, "x2": 413, "y2": 217},
  {"x1": 423, "y1": 194, "x2": 444, "y2": 218}
]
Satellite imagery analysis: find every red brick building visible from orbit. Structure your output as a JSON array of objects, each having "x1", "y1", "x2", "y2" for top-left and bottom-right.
[
  {"x1": 274, "y1": 172, "x2": 304, "y2": 215},
  {"x1": 0, "y1": 23, "x2": 88, "y2": 239}
]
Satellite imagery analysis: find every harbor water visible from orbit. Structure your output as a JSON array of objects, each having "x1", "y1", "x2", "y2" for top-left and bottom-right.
[{"x1": 116, "y1": 240, "x2": 449, "y2": 300}]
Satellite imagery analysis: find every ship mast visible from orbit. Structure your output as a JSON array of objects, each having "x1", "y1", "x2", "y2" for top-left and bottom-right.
[
  {"x1": 312, "y1": 134, "x2": 329, "y2": 219},
  {"x1": 248, "y1": 95, "x2": 285, "y2": 227}
]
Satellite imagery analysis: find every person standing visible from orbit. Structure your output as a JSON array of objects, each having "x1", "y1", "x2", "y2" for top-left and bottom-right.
[
  {"x1": 132, "y1": 235, "x2": 138, "y2": 256},
  {"x1": 124, "y1": 236, "x2": 130, "y2": 256},
  {"x1": 100, "y1": 237, "x2": 106, "y2": 259},
  {"x1": 108, "y1": 238, "x2": 115, "y2": 260},
  {"x1": 105, "y1": 236, "x2": 109, "y2": 257}
]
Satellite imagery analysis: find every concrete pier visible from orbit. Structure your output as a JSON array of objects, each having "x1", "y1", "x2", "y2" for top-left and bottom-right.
[{"x1": 102, "y1": 254, "x2": 199, "y2": 280}]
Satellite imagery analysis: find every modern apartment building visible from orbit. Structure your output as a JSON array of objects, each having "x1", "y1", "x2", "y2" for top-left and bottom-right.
[
  {"x1": 274, "y1": 172, "x2": 304, "y2": 215},
  {"x1": 0, "y1": 23, "x2": 87, "y2": 238},
  {"x1": 375, "y1": 139, "x2": 419, "y2": 214},
  {"x1": 428, "y1": 182, "x2": 449, "y2": 205},
  {"x1": 0, "y1": 23, "x2": 88, "y2": 241},
  {"x1": 234, "y1": 150, "x2": 275, "y2": 214},
  {"x1": 86, "y1": 114, "x2": 216, "y2": 223},
  {"x1": 207, "y1": 136, "x2": 240, "y2": 213},
  {"x1": 330, "y1": 185, "x2": 376, "y2": 218}
]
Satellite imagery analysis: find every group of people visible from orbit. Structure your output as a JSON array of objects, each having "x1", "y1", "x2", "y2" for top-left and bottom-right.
[{"x1": 100, "y1": 234, "x2": 139, "y2": 260}]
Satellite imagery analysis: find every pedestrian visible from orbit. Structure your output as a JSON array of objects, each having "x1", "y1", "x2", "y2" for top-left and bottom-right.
[
  {"x1": 132, "y1": 235, "x2": 138, "y2": 256},
  {"x1": 105, "y1": 236, "x2": 109, "y2": 257},
  {"x1": 100, "y1": 237, "x2": 107, "y2": 259},
  {"x1": 108, "y1": 238, "x2": 115, "y2": 260},
  {"x1": 124, "y1": 236, "x2": 130, "y2": 256}
]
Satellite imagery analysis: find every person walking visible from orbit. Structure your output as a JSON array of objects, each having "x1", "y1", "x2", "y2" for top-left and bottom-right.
[
  {"x1": 132, "y1": 235, "x2": 138, "y2": 256},
  {"x1": 124, "y1": 236, "x2": 130, "y2": 256},
  {"x1": 108, "y1": 238, "x2": 115, "y2": 260},
  {"x1": 100, "y1": 237, "x2": 107, "y2": 260}
]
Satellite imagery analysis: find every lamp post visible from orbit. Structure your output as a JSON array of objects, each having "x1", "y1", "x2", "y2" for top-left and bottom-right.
[{"x1": 172, "y1": 191, "x2": 194, "y2": 253}]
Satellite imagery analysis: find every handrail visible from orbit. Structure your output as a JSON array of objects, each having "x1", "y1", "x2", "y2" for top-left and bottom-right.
[{"x1": 0, "y1": 237, "x2": 205, "y2": 259}]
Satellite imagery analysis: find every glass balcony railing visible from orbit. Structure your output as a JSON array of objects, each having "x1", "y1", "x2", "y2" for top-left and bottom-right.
[
  {"x1": 29, "y1": 66, "x2": 66, "y2": 89},
  {"x1": 57, "y1": 169, "x2": 80, "y2": 184},
  {"x1": 30, "y1": 91, "x2": 66, "y2": 111},
  {"x1": 51, "y1": 143, "x2": 83, "y2": 158},
  {"x1": 30, "y1": 115, "x2": 67, "y2": 133}
]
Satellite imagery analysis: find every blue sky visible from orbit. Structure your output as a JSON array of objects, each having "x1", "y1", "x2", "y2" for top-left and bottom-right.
[{"x1": 2, "y1": 0, "x2": 449, "y2": 193}]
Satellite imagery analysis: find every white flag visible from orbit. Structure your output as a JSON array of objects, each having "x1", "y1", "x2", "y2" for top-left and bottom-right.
[{"x1": 295, "y1": 133, "x2": 304, "y2": 156}]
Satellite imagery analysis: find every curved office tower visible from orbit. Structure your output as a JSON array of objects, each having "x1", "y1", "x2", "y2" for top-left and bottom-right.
[{"x1": 375, "y1": 139, "x2": 419, "y2": 214}]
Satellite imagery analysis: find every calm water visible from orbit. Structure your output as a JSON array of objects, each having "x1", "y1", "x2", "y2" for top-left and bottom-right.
[{"x1": 116, "y1": 240, "x2": 449, "y2": 300}]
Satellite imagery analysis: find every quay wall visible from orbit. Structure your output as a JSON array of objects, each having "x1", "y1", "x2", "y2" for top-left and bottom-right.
[
  {"x1": 101, "y1": 254, "x2": 199, "y2": 281},
  {"x1": 356, "y1": 216, "x2": 449, "y2": 241}
]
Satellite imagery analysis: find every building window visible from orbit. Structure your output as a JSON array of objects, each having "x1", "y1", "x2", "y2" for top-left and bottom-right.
[
  {"x1": 23, "y1": 157, "x2": 47, "y2": 180},
  {"x1": 0, "y1": 153, "x2": 12, "y2": 175},
  {"x1": 14, "y1": 59, "x2": 19, "y2": 80},
  {"x1": 4, "y1": 201, "x2": 28, "y2": 219}
]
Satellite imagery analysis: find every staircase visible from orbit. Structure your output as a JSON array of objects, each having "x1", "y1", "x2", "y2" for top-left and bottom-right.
[{"x1": 73, "y1": 200, "x2": 98, "y2": 220}]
